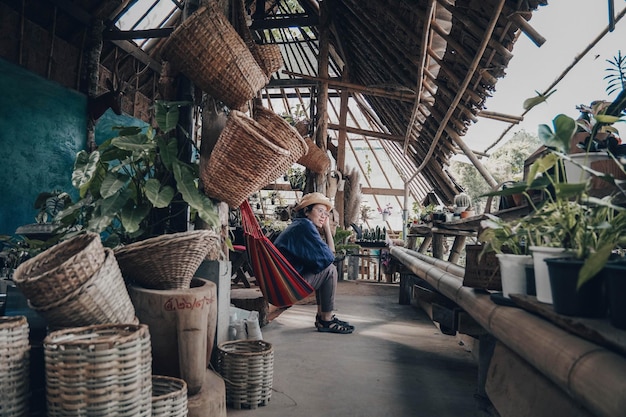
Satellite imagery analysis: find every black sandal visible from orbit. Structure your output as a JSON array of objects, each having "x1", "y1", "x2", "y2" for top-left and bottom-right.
[
  {"x1": 315, "y1": 314, "x2": 354, "y2": 330},
  {"x1": 317, "y1": 317, "x2": 354, "y2": 334}
]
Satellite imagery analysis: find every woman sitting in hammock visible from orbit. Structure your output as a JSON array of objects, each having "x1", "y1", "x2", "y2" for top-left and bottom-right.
[{"x1": 274, "y1": 192, "x2": 354, "y2": 334}]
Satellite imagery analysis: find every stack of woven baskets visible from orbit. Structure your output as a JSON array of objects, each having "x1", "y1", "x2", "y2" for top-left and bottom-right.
[
  {"x1": 12, "y1": 232, "x2": 136, "y2": 329},
  {"x1": 8, "y1": 229, "x2": 221, "y2": 416}
]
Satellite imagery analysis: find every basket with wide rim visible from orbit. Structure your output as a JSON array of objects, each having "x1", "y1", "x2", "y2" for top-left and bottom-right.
[
  {"x1": 114, "y1": 230, "x2": 221, "y2": 290},
  {"x1": 201, "y1": 110, "x2": 298, "y2": 207},
  {"x1": 12, "y1": 232, "x2": 105, "y2": 306},
  {"x1": 160, "y1": 3, "x2": 267, "y2": 111},
  {"x1": 297, "y1": 137, "x2": 331, "y2": 174},
  {"x1": 152, "y1": 375, "x2": 188, "y2": 417},
  {"x1": 216, "y1": 339, "x2": 274, "y2": 410},
  {"x1": 252, "y1": 105, "x2": 308, "y2": 181},
  {"x1": 0, "y1": 316, "x2": 30, "y2": 416},
  {"x1": 44, "y1": 323, "x2": 152, "y2": 417},
  {"x1": 29, "y1": 248, "x2": 137, "y2": 329}
]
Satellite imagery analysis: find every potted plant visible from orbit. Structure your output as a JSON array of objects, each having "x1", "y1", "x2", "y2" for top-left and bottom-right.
[
  {"x1": 377, "y1": 203, "x2": 393, "y2": 222},
  {"x1": 479, "y1": 214, "x2": 535, "y2": 298},
  {"x1": 54, "y1": 101, "x2": 220, "y2": 246}
]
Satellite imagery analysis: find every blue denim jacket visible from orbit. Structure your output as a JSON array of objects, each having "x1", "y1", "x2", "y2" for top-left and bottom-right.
[{"x1": 274, "y1": 218, "x2": 334, "y2": 275}]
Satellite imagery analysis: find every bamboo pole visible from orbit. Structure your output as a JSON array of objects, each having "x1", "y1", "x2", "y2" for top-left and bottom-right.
[{"x1": 391, "y1": 246, "x2": 626, "y2": 417}]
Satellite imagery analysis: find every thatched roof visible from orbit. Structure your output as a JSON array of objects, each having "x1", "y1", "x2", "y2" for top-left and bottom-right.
[{"x1": 0, "y1": 0, "x2": 549, "y2": 205}]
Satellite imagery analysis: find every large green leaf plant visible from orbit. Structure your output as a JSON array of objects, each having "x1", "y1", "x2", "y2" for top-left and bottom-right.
[{"x1": 56, "y1": 101, "x2": 219, "y2": 246}]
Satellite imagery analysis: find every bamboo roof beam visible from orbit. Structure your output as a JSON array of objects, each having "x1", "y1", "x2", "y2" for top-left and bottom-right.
[
  {"x1": 282, "y1": 71, "x2": 418, "y2": 102},
  {"x1": 409, "y1": 0, "x2": 506, "y2": 185},
  {"x1": 404, "y1": 0, "x2": 436, "y2": 154}
]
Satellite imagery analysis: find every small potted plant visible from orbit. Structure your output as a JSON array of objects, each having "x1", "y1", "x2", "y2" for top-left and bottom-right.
[{"x1": 377, "y1": 203, "x2": 393, "y2": 221}]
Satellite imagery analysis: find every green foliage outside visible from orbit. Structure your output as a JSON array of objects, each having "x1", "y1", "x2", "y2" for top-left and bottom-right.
[{"x1": 449, "y1": 130, "x2": 541, "y2": 211}]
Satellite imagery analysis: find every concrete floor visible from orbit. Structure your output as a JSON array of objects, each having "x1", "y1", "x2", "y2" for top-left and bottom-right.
[{"x1": 226, "y1": 281, "x2": 486, "y2": 417}]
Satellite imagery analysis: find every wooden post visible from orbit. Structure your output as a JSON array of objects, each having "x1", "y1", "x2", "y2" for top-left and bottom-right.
[
  {"x1": 448, "y1": 235, "x2": 466, "y2": 264},
  {"x1": 314, "y1": 0, "x2": 330, "y2": 194}
]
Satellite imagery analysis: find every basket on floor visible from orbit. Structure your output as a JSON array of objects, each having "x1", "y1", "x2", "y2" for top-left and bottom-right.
[
  {"x1": 160, "y1": 3, "x2": 267, "y2": 110},
  {"x1": 297, "y1": 137, "x2": 331, "y2": 174},
  {"x1": 0, "y1": 316, "x2": 30, "y2": 417},
  {"x1": 152, "y1": 376, "x2": 188, "y2": 417},
  {"x1": 201, "y1": 110, "x2": 302, "y2": 207},
  {"x1": 216, "y1": 340, "x2": 274, "y2": 410},
  {"x1": 114, "y1": 230, "x2": 221, "y2": 290},
  {"x1": 13, "y1": 232, "x2": 105, "y2": 307},
  {"x1": 44, "y1": 324, "x2": 152, "y2": 417},
  {"x1": 252, "y1": 105, "x2": 308, "y2": 181},
  {"x1": 30, "y1": 248, "x2": 137, "y2": 329},
  {"x1": 462, "y1": 244, "x2": 502, "y2": 291}
]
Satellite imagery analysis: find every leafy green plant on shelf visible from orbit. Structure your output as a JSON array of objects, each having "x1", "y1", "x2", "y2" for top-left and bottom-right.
[{"x1": 55, "y1": 101, "x2": 219, "y2": 246}]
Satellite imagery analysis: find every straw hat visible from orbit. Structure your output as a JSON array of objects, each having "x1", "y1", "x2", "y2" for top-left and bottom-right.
[{"x1": 294, "y1": 192, "x2": 332, "y2": 212}]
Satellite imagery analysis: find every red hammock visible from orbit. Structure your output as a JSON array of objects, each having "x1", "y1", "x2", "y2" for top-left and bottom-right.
[{"x1": 240, "y1": 200, "x2": 314, "y2": 307}]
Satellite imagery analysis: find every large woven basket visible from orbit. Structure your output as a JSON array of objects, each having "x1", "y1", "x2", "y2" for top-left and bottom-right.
[
  {"x1": 252, "y1": 105, "x2": 308, "y2": 181},
  {"x1": 114, "y1": 230, "x2": 221, "y2": 290},
  {"x1": 44, "y1": 324, "x2": 152, "y2": 417},
  {"x1": 160, "y1": 3, "x2": 267, "y2": 110},
  {"x1": 201, "y1": 110, "x2": 300, "y2": 207},
  {"x1": 13, "y1": 232, "x2": 105, "y2": 307},
  {"x1": 297, "y1": 137, "x2": 331, "y2": 174},
  {"x1": 0, "y1": 316, "x2": 30, "y2": 417},
  {"x1": 30, "y1": 248, "x2": 137, "y2": 329},
  {"x1": 216, "y1": 340, "x2": 274, "y2": 410},
  {"x1": 462, "y1": 244, "x2": 502, "y2": 291},
  {"x1": 152, "y1": 376, "x2": 188, "y2": 417}
]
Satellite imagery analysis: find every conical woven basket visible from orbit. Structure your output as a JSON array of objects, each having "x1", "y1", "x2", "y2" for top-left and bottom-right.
[
  {"x1": 201, "y1": 110, "x2": 305, "y2": 207},
  {"x1": 114, "y1": 230, "x2": 221, "y2": 290},
  {"x1": 297, "y1": 137, "x2": 331, "y2": 173},
  {"x1": 13, "y1": 232, "x2": 105, "y2": 307},
  {"x1": 29, "y1": 248, "x2": 137, "y2": 329},
  {"x1": 160, "y1": 3, "x2": 267, "y2": 110}
]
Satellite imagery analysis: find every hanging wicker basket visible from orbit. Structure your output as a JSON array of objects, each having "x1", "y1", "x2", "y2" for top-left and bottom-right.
[
  {"x1": 251, "y1": 44, "x2": 284, "y2": 77},
  {"x1": 216, "y1": 340, "x2": 274, "y2": 410},
  {"x1": 114, "y1": 230, "x2": 221, "y2": 290},
  {"x1": 160, "y1": 3, "x2": 268, "y2": 110},
  {"x1": 233, "y1": 0, "x2": 283, "y2": 78},
  {"x1": 252, "y1": 105, "x2": 308, "y2": 180},
  {"x1": 13, "y1": 232, "x2": 105, "y2": 307},
  {"x1": 0, "y1": 316, "x2": 30, "y2": 417},
  {"x1": 152, "y1": 376, "x2": 188, "y2": 417},
  {"x1": 44, "y1": 324, "x2": 152, "y2": 417},
  {"x1": 201, "y1": 110, "x2": 305, "y2": 207},
  {"x1": 297, "y1": 137, "x2": 331, "y2": 174},
  {"x1": 29, "y1": 248, "x2": 137, "y2": 329}
]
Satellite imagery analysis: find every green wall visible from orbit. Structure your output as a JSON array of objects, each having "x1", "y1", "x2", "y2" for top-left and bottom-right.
[
  {"x1": 0, "y1": 58, "x2": 149, "y2": 236},
  {"x1": 0, "y1": 58, "x2": 87, "y2": 235}
]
